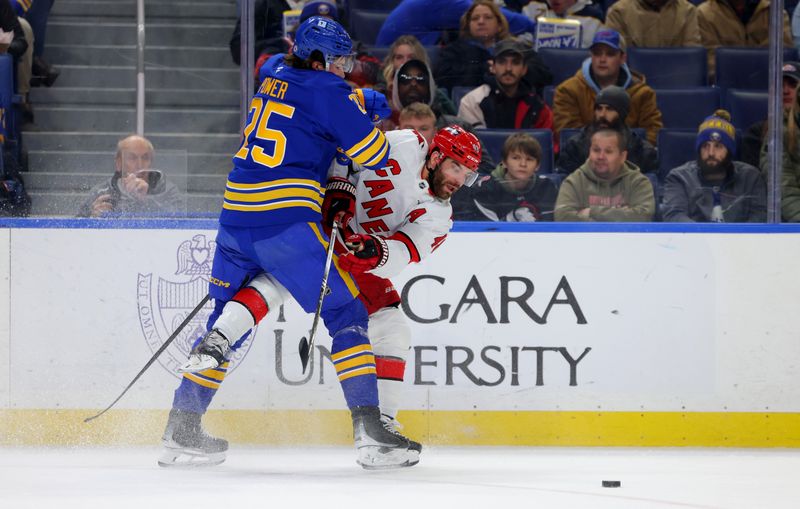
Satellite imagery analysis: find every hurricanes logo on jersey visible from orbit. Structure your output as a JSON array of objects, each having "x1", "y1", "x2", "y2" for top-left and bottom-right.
[{"x1": 136, "y1": 234, "x2": 255, "y2": 379}]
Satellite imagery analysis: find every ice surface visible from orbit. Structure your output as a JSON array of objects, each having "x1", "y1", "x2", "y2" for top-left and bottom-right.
[{"x1": 1, "y1": 446, "x2": 798, "y2": 509}]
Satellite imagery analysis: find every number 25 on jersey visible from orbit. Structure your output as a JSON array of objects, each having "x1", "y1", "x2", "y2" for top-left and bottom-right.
[{"x1": 234, "y1": 98, "x2": 296, "y2": 168}]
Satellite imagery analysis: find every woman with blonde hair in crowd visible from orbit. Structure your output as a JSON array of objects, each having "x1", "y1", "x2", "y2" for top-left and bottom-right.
[
  {"x1": 434, "y1": 0, "x2": 551, "y2": 94},
  {"x1": 380, "y1": 34, "x2": 431, "y2": 86}
]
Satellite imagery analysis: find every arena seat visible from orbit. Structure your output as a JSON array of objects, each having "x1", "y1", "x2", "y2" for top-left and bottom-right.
[
  {"x1": 656, "y1": 88, "x2": 720, "y2": 129},
  {"x1": 627, "y1": 47, "x2": 707, "y2": 88}
]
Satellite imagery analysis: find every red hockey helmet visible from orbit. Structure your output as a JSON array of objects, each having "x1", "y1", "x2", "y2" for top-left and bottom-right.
[{"x1": 430, "y1": 125, "x2": 482, "y2": 173}]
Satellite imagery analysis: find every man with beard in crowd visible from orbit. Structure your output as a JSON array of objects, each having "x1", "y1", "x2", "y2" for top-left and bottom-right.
[
  {"x1": 662, "y1": 110, "x2": 766, "y2": 222},
  {"x1": 557, "y1": 85, "x2": 657, "y2": 175}
]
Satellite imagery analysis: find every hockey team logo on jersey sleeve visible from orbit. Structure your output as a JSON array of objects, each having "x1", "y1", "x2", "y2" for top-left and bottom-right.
[{"x1": 136, "y1": 234, "x2": 255, "y2": 379}]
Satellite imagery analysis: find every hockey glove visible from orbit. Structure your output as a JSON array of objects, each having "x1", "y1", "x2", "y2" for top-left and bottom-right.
[
  {"x1": 338, "y1": 233, "x2": 389, "y2": 274},
  {"x1": 321, "y1": 177, "x2": 356, "y2": 237}
]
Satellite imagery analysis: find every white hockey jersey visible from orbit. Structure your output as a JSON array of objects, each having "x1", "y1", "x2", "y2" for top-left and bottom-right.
[{"x1": 331, "y1": 129, "x2": 452, "y2": 279}]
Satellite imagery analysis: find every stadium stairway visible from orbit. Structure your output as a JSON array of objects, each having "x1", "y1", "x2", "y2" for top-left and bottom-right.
[{"x1": 24, "y1": 0, "x2": 240, "y2": 216}]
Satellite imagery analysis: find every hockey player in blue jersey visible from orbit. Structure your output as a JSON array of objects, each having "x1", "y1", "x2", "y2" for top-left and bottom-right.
[{"x1": 159, "y1": 16, "x2": 417, "y2": 469}]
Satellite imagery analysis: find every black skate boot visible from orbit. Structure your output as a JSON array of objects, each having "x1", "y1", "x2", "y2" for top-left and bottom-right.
[
  {"x1": 352, "y1": 406, "x2": 422, "y2": 470},
  {"x1": 178, "y1": 329, "x2": 230, "y2": 373},
  {"x1": 158, "y1": 409, "x2": 229, "y2": 468}
]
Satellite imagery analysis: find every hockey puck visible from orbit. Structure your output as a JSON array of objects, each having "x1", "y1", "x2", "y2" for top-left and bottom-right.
[{"x1": 602, "y1": 480, "x2": 621, "y2": 488}]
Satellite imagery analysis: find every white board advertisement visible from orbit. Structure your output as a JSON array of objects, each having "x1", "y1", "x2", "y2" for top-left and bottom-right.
[{"x1": 6, "y1": 229, "x2": 800, "y2": 413}]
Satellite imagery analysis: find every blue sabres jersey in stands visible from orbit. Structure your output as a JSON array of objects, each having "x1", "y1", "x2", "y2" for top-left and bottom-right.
[{"x1": 221, "y1": 58, "x2": 390, "y2": 227}]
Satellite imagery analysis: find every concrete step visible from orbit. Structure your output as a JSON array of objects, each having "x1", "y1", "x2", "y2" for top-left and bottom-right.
[
  {"x1": 26, "y1": 150, "x2": 232, "y2": 175},
  {"x1": 28, "y1": 190, "x2": 223, "y2": 217},
  {"x1": 24, "y1": 171, "x2": 228, "y2": 193},
  {"x1": 24, "y1": 131, "x2": 241, "y2": 153},
  {"x1": 46, "y1": 44, "x2": 235, "y2": 69},
  {"x1": 53, "y1": 1, "x2": 236, "y2": 21},
  {"x1": 53, "y1": 64, "x2": 238, "y2": 89},
  {"x1": 30, "y1": 87, "x2": 239, "y2": 107},
  {"x1": 33, "y1": 105, "x2": 239, "y2": 133},
  {"x1": 48, "y1": 21, "x2": 233, "y2": 47}
]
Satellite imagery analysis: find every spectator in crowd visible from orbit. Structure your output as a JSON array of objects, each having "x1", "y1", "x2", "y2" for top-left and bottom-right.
[
  {"x1": 453, "y1": 132, "x2": 558, "y2": 221},
  {"x1": 605, "y1": 0, "x2": 701, "y2": 48},
  {"x1": 376, "y1": 0, "x2": 537, "y2": 47},
  {"x1": 19, "y1": 0, "x2": 59, "y2": 86},
  {"x1": 698, "y1": 0, "x2": 792, "y2": 80},
  {"x1": 521, "y1": 0, "x2": 604, "y2": 48},
  {"x1": 740, "y1": 61, "x2": 799, "y2": 168},
  {"x1": 77, "y1": 135, "x2": 186, "y2": 218},
  {"x1": 457, "y1": 38, "x2": 555, "y2": 133},
  {"x1": 553, "y1": 28, "x2": 663, "y2": 144},
  {"x1": 383, "y1": 60, "x2": 495, "y2": 173},
  {"x1": 554, "y1": 129, "x2": 655, "y2": 221},
  {"x1": 397, "y1": 102, "x2": 437, "y2": 145},
  {"x1": 379, "y1": 34, "x2": 431, "y2": 90},
  {"x1": 1, "y1": 0, "x2": 30, "y2": 119},
  {"x1": 386, "y1": 59, "x2": 457, "y2": 128},
  {"x1": 761, "y1": 84, "x2": 800, "y2": 222},
  {"x1": 663, "y1": 110, "x2": 766, "y2": 222},
  {"x1": 557, "y1": 85, "x2": 658, "y2": 174},
  {"x1": 434, "y1": 0, "x2": 551, "y2": 93}
]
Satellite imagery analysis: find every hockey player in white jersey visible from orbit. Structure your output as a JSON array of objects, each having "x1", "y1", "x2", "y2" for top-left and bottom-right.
[{"x1": 323, "y1": 124, "x2": 482, "y2": 464}]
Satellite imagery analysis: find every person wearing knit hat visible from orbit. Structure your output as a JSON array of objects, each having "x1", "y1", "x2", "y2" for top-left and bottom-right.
[
  {"x1": 595, "y1": 85, "x2": 629, "y2": 122},
  {"x1": 557, "y1": 84, "x2": 657, "y2": 175},
  {"x1": 662, "y1": 109, "x2": 766, "y2": 223}
]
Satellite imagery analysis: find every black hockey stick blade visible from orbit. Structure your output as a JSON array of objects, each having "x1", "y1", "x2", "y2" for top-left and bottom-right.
[
  {"x1": 299, "y1": 336, "x2": 311, "y2": 373},
  {"x1": 84, "y1": 293, "x2": 212, "y2": 423}
]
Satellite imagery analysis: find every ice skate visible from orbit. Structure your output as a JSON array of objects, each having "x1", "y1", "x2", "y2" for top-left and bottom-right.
[
  {"x1": 352, "y1": 406, "x2": 421, "y2": 470},
  {"x1": 158, "y1": 409, "x2": 228, "y2": 468},
  {"x1": 178, "y1": 329, "x2": 230, "y2": 373}
]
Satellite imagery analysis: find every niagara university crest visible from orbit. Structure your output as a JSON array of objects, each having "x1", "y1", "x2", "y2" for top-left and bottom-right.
[{"x1": 136, "y1": 234, "x2": 255, "y2": 378}]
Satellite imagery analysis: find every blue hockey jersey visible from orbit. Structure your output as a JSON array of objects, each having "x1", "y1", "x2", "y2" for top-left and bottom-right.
[{"x1": 220, "y1": 58, "x2": 389, "y2": 227}]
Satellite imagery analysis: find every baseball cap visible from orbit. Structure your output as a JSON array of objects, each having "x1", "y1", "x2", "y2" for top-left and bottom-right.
[
  {"x1": 300, "y1": 1, "x2": 338, "y2": 23},
  {"x1": 591, "y1": 29, "x2": 625, "y2": 53},
  {"x1": 493, "y1": 38, "x2": 528, "y2": 59},
  {"x1": 783, "y1": 61, "x2": 800, "y2": 83}
]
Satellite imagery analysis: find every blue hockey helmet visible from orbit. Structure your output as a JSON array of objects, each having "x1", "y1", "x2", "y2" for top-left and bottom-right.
[{"x1": 292, "y1": 16, "x2": 355, "y2": 73}]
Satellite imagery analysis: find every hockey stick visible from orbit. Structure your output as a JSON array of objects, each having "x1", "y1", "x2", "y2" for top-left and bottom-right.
[
  {"x1": 84, "y1": 293, "x2": 212, "y2": 423},
  {"x1": 299, "y1": 218, "x2": 339, "y2": 373}
]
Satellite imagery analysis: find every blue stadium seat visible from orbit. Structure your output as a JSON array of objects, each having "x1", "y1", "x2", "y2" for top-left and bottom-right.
[
  {"x1": 627, "y1": 47, "x2": 707, "y2": 88},
  {"x1": 656, "y1": 88, "x2": 720, "y2": 129},
  {"x1": 349, "y1": 10, "x2": 389, "y2": 46},
  {"x1": 475, "y1": 128, "x2": 555, "y2": 173},
  {"x1": 537, "y1": 48, "x2": 588, "y2": 86},
  {"x1": 543, "y1": 85, "x2": 554, "y2": 107},
  {"x1": 657, "y1": 129, "x2": 696, "y2": 182},
  {"x1": 560, "y1": 128, "x2": 582, "y2": 143},
  {"x1": 724, "y1": 89, "x2": 767, "y2": 130},
  {"x1": 451, "y1": 86, "x2": 473, "y2": 110},
  {"x1": 715, "y1": 47, "x2": 799, "y2": 90},
  {"x1": 348, "y1": 0, "x2": 402, "y2": 11},
  {"x1": 540, "y1": 172, "x2": 564, "y2": 190},
  {"x1": 368, "y1": 46, "x2": 390, "y2": 64},
  {"x1": 426, "y1": 46, "x2": 441, "y2": 70}
]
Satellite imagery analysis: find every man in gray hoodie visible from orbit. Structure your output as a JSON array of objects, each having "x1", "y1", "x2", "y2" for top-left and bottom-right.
[{"x1": 555, "y1": 128, "x2": 655, "y2": 221}]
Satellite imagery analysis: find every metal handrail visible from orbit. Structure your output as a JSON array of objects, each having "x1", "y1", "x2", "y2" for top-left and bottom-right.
[
  {"x1": 240, "y1": 0, "x2": 254, "y2": 126},
  {"x1": 135, "y1": 0, "x2": 145, "y2": 135}
]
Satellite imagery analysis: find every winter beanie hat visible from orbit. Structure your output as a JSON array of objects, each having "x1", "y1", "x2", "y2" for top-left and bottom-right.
[
  {"x1": 595, "y1": 85, "x2": 630, "y2": 121},
  {"x1": 696, "y1": 109, "x2": 736, "y2": 156}
]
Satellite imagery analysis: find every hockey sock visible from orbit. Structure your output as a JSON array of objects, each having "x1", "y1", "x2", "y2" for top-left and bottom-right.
[
  {"x1": 172, "y1": 361, "x2": 230, "y2": 414},
  {"x1": 331, "y1": 326, "x2": 379, "y2": 409},
  {"x1": 376, "y1": 356, "x2": 406, "y2": 419}
]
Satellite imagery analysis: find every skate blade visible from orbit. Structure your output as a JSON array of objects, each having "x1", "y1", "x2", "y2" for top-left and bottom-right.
[
  {"x1": 157, "y1": 448, "x2": 226, "y2": 468},
  {"x1": 177, "y1": 354, "x2": 219, "y2": 373},
  {"x1": 356, "y1": 447, "x2": 420, "y2": 470}
]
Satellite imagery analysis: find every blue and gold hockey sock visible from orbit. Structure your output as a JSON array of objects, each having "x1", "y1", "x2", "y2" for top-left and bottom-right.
[
  {"x1": 171, "y1": 362, "x2": 229, "y2": 414},
  {"x1": 331, "y1": 328, "x2": 379, "y2": 409}
]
